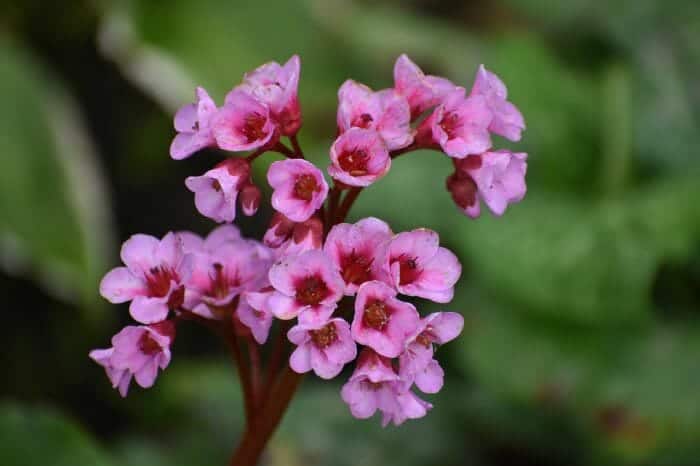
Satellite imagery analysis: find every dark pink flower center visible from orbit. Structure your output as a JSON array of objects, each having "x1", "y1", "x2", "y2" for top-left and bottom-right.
[
  {"x1": 211, "y1": 179, "x2": 223, "y2": 192},
  {"x1": 439, "y1": 112, "x2": 461, "y2": 139},
  {"x1": 146, "y1": 266, "x2": 178, "y2": 298},
  {"x1": 241, "y1": 112, "x2": 268, "y2": 142},
  {"x1": 138, "y1": 332, "x2": 162, "y2": 356},
  {"x1": 338, "y1": 148, "x2": 369, "y2": 176},
  {"x1": 363, "y1": 300, "x2": 389, "y2": 330},
  {"x1": 398, "y1": 257, "x2": 421, "y2": 286},
  {"x1": 208, "y1": 263, "x2": 239, "y2": 301},
  {"x1": 310, "y1": 322, "x2": 338, "y2": 349},
  {"x1": 293, "y1": 174, "x2": 319, "y2": 201},
  {"x1": 352, "y1": 113, "x2": 374, "y2": 129},
  {"x1": 340, "y1": 251, "x2": 372, "y2": 285},
  {"x1": 296, "y1": 275, "x2": 329, "y2": 306}
]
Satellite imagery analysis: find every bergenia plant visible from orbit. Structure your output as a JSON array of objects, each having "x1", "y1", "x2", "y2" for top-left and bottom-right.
[{"x1": 90, "y1": 53, "x2": 527, "y2": 465}]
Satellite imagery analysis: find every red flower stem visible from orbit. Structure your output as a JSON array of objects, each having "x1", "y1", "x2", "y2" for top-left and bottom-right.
[
  {"x1": 261, "y1": 321, "x2": 291, "y2": 401},
  {"x1": 229, "y1": 367, "x2": 304, "y2": 466},
  {"x1": 223, "y1": 322, "x2": 255, "y2": 424},
  {"x1": 271, "y1": 141, "x2": 296, "y2": 158},
  {"x1": 247, "y1": 339, "x2": 263, "y2": 409},
  {"x1": 289, "y1": 134, "x2": 305, "y2": 159},
  {"x1": 334, "y1": 187, "x2": 363, "y2": 224},
  {"x1": 326, "y1": 184, "x2": 342, "y2": 229}
]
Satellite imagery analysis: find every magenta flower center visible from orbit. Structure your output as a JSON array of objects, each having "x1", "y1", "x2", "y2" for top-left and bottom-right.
[
  {"x1": 211, "y1": 179, "x2": 223, "y2": 192},
  {"x1": 241, "y1": 113, "x2": 268, "y2": 142},
  {"x1": 146, "y1": 266, "x2": 178, "y2": 298},
  {"x1": 293, "y1": 174, "x2": 319, "y2": 201},
  {"x1": 295, "y1": 275, "x2": 329, "y2": 306},
  {"x1": 352, "y1": 113, "x2": 374, "y2": 129},
  {"x1": 338, "y1": 148, "x2": 369, "y2": 176},
  {"x1": 363, "y1": 300, "x2": 389, "y2": 330},
  {"x1": 340, "y1": 252, "x2": 372, "y2": 285},
  {"x1": 309, "y1": 322, "x2": 338, "y2": 349},
  {"x1": 398, "y1": 257, "x2": 421, "y2": 285},
  {"x1": 138, "y1": 332, "x2": 162, "y2": 356},
  {"x1": 208, "y1": 263, "x2": 239, "y2": 300},
  {"x1": 439, "y1": 112, "x2": 461, "y2": 139}
]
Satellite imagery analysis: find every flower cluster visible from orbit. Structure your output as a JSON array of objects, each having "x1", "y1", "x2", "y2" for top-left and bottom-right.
[{"x1": 91, "y1": 54, "x2": 527, "y2": 428}]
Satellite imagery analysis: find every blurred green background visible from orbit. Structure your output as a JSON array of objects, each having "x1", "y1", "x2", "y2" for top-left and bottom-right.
[{"x1": 1, "y1": 0, "x2": 699, "y2": 465}]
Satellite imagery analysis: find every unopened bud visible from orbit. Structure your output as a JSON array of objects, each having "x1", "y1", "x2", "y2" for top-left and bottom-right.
[{"x1": 240, "y1": 183, "x2": 261, "y2": 216}]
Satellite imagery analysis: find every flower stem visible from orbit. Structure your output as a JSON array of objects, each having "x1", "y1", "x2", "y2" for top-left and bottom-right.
[{"x1": 289, "y1": 134, "x2": 305, "y2": 159}]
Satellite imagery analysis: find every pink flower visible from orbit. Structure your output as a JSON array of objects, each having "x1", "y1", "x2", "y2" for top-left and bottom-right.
[
  {"x1": 267, "y1": 159, "x2": 328, "y2": 222},
  {"x1": 399, "y1": 312, "x2": 464, "y2": 393},
  {"x1": 416, "y1": 88, "x2": 492, "y2": 158},
  {"x1": 393, "y1": 54, "x2": 456, "y2": 119},
  {"x1": 328, "y1": 128, "x2": 391, "y2": 187},
  {"x1": 184, "y1": 238, "x2": 273, "y2": 319},
  {"x1": 470, "y1": 65, "x2": 525, "y2": 142},
  {"x1": 337, "y1": 80, "x2": 413, "y2": 150},
  {"x1": 238, "y1": 289, "x2": 275, "y2": 344},
  {"x1": 324, "y1": 217, "x2": 393, "y2": 294},
  {"x1": 178, "y1": 225, "x2": 243, "y2": 255},
  {"x1": 267, "y1": 250, "x2": 344, "y2": 323},
  {"x1": 454, "y1": 151, "x2": 527, "y2": 218},
  {"x1": 89, "y1": 321, "x2": 175, "y2": 397},
  {"x1": 341, "y1": 349, "x2": 431, "y2": 426},
  {"x1": 263, "y1": 213, "x2": 323, "y2": 258},
  {"x1": 385, "y1": 229, "x2": 461, "y2": 303},
  {"x1": 170, "y1": 87, "x2": 218, "y2": 160},
  {"x1": 100, "y1": 232, "x2": 191, "y2": 324},
  {"x1": 351, "y1": 280, "x2": 420, "y2": 358},
  {"x1": 211, "y1": 90, "x2": 277, "y2": 151},
  {"x1": 236, "y1": 55, "x2": 302, "y2": 136},
  {"x1": 288, "y1": 317, "x2": 357, "y2": 379},
  {"x1": 185, "y1": 159, "x2": 251, "y2": 223}
]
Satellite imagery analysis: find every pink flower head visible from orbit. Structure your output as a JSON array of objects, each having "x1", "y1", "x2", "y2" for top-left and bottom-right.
[
  {"x1": 170, "y1": 87, "x2": 218, "y2": 160},
  {"x1": 212, "y1": 90, "x2": 277, "y2": 151},
  {"x1": 184, "y1": 239, "x2": 273, "y2": 319},
  {"x1": 89, "y1": 321, "x2": 175, "y2": 397},
  {"x1": 341, "y1": 349, "x2": 431, "y2": 426},
  {"x1": 324, "y1": 217, "x2": 393, "y2": 294},
  {"x1": 393, "y1": 54, "x2": 456, "y2": 119},
  {"x1": 337, "y1": 80, "x2": 413, "y2": 151},
  {"x1": 352, "y1": 280, "x2": 420, "y2": 358},
  {"x1": 328, "y1": 128, "x2": 391, "y2": 187},
  {"x1": 399, "y1": 312, "x2": 464, "y2": 393},
  {"x1": 417, "y1": 88, "x2": 492, "y2": 159},
  {"x1": 185, "y1": 158, "x2": 251, "y2": 223},
  {"x1": 236, "y1": 55, "x2": 302, "y2": 136},
  {"x1": 100, "y1": 232, "x2": 191, "y2": 324},
  {"x1": 237, "y1": 289, "x2": 275, "y2": 344},
  {"x1": 470, "y1": 65, "x2": 525, "y2": 142},
  {"x1": 268, "y1": 159, "x2": 328, "y2": 222},
  {"x1": 268, "y1": 250, "x2": 344, "y2": 323},
  {"x1": 288, "y1": 317, "x2": 357, "y2": 379},
  {"x1": 385, "y1": 229, "x2": 461, "y2": 303},
  {"x1": 454, "y1": 151, "x2": 527, "y2": 218}
]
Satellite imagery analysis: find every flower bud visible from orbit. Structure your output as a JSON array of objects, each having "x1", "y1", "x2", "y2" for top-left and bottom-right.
[{"x1": 240, "y1": 183, "x2": 261, "y2": 216}]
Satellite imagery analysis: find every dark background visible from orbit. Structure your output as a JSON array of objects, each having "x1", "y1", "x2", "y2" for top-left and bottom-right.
[{"x1": 1, "y1": 0, "x2": 699, "y2": 465}]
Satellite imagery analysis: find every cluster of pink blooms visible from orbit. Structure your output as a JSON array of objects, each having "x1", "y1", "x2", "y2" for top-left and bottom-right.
[{"x1": 90, "y1": 54, "x2": 527, "y2": 426}]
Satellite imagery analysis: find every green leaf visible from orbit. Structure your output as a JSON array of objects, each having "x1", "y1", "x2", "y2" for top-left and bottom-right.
[
  {"x1": 0, "y1": 402, "x2": 113, "y2": 466},
  {"x1": 0, "y1": 38, "x2": 113, "y2": 313}
]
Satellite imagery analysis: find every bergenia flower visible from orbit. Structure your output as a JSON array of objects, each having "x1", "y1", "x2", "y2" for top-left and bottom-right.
[
  {"x1": 416, "y1": 88, "x2": 492, "y2": 158},
  {"x1": 393, "y1": 54, "x2": 456, "y2": 119},
  {"x1": 238, "y1": 289, "x2": 275, "y2": 344},
  {"x1": 341, "y1": 349, "x2": 431, "y2": 426},
  {"x1": 99, "y1": 232, "x2": 191, "y2": 324},
  {"x1": 184, "y1": 239, "x2": 273, "y2": 319},
  {"x1": 185, "y1": 158, "x2": 251, "y2": 223},
  {"x1": 399, "y1": 312, "x2": 464, "y2": 393},
  {"x1": 170, "y1": 87, "x2": 218, "y2": 160},
  {"x1": 324, "y1": 217, "x2": 393, "y2": 294},
  {"x1": 454, "y1": 151, "x2": 527, "y2": 218},
  {"x1": 178, "y1": 224, "x2": 242, "y2": 255},
  {"x1": 267, "y1": 250, "x2": 344, "y2": 323},
  {"x1": 236, "y1": 55, "x2": 302, "y2": 136},
  {"x1": 212, "y1": 90, "x2": 277, "y2": 151},
  {"x1": 385, "y1": 229, "x2": 461, "y2": 303},
  {"x1": 89, "y1": 321, "x2": 175, "y2": 397},
  {"x1": 351, "y1": 280, "x2": 420, "y2": 358},
  {"x1": 288, "y1": 317, "x2": 356, "y2": 379},
  {"x1": 274, "y1": 216, "x2": 324, "y2": 258},
  {"x1": 328, "y1": 128, "x2": 391, "y2": 187},
  {"x1": 267, "y1": 159, "x2": 328, "y2": 222},
  {"x1": 337, "y1": 80, "x2": 413, "y2": 150},
  {"x1": 470, "y1": 65, "x2": 525, "y2": 142}
]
